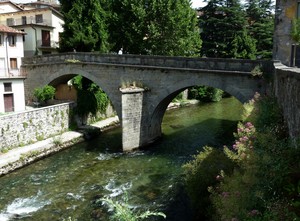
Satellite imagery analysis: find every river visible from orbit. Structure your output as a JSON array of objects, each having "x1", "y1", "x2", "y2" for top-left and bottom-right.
[{"x1": 0, "y1": 97, "x2": 243, "y2": 221}]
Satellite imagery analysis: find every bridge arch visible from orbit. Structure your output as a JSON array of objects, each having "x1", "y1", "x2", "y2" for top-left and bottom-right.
[{"x1": 147, "y1": 80, "x2": 250, "y2": 142}]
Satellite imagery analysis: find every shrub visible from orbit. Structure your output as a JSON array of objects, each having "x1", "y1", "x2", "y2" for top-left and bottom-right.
[
  {"x1": 182, "y1": 146, "x2": 235, "y2": 219},
  {"x1": 33, "y1": 85, "x2": 56, "y2": 102},
  {"x1": 100, "y1": 194, "x2": 166, "y2": 221}
]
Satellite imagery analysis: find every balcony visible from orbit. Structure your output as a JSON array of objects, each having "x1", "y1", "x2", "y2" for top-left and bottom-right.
[
  {"x1": 37, "y1": 40, "x2": 59, "y2": 49},
  {"x1": 3, "y1": 17, "x2": 52, "y2": 27},
  {"x1": 0, "y1": 68, "x2": 26, "y2": 78}
]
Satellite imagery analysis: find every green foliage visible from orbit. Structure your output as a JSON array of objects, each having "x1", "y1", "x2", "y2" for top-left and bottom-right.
[
  {"x1": 60, "y1": 0, "x2": 201, "y2": 55},
  {"x1": 72, "y1": 75, "x2": 110, "y2": 119},
  {"x1": 59, "y1": 0, "x2": 109, "y2": 52},
  {"x1": 183, "y1": 146, "x2": 235, "y2": 219},
  {"x1": 33, "y1": 85, "x2": 56, "y2": 102},
  {"x1": 200, "y1": 0, "x2": 256, "y2": 58},
  {"x1": 188, "y1": 86, "x2": 224, "y2": 102},
  {"x1": 245, "y1": 0, "x2": 274, "y2": 59},
  {"x1": 101, "y1": 194, "x2": 166, "y2": 221},
  {"x1": 183, "y1": 94, "x2": 300, "y2": 220},
  {"x1": 209, "y1": 96, "x2": 300, "y2": 220},
  {"x1": 291, "y1": 18, "x2": 300, "y2": 44}
]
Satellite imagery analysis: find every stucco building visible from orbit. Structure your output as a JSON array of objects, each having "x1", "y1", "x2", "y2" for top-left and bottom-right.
[
  {"x1": 0, "y1": 24, "x2": 26, "y2": 113},
  {"x1": 0, "y1": 0, "x2": 63, "y2": 56}
]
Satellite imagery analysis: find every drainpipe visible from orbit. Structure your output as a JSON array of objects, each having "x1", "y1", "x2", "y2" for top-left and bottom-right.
[{"x1": 5, "y1": 36, "x2": 10, "y2": 76}]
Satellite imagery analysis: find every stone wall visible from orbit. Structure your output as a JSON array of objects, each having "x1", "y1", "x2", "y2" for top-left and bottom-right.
[
  {"x1": 273, "y1": 0, "x2": 297, "y2": 66},
  {"x1": 0, "y1": 103, "x2": 73, "y2": 152},
  {"x1": 274, "y1": 62, "x2": 300, "y2": 139}
]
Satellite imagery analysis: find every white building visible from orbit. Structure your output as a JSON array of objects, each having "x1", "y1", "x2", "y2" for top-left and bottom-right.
[
  {"x1": 0, "y1": 24, "x2": 26, "y2": 113},
  {"x1": 0, "y1": 0, "x2": 63, "y2": 56}
]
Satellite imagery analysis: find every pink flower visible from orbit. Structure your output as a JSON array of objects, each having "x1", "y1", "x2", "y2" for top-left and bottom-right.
[
  {"x1": 216, "y1": 175, "x2": 223, "y2": 181},
  {"x1": 221, "y1": 192, "x2": 230, "y2": 198}
]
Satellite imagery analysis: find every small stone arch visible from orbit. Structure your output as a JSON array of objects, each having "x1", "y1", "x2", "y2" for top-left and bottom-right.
[{"x1": 42, "y1": 66, "x2": 122, "y2": 119}]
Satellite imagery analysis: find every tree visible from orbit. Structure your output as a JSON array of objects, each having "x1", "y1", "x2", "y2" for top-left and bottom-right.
[
  {"x1": 245, "y1": 0, "x2": 274, "y2": 59},
  {"x1": 59, "y1": 0, "x2": 109, "y2": 52},
  {"x1": 107, "y1": 0, "x2": 201, "y2": 56},
  {"x1": 200, "y1": 0, "x2": 256, "y2": 59}
]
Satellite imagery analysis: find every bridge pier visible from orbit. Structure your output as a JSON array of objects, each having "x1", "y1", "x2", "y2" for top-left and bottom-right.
[{"x1": 120, "y1": 87, "x2": 154, "y2": 151}]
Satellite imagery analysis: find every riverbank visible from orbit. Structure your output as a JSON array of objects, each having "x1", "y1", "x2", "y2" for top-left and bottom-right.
[{"x1": 0, "y1": 116, "x2": 119, "y2": 176}]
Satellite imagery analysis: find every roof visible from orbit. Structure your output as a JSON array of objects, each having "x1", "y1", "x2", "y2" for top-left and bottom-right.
[
  {"x1": 0, "y1": 6, "x2": 63, "y2": 19},
  {"x1": 0, "y1": 24, "x2": 25, "y2": 34},
  {"x1": 0, "y1": 1, "x2": 24, "y2": 12}
]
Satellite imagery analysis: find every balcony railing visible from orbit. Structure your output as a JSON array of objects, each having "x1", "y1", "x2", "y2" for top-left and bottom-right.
[
  {"x1": 36, "y1": 40, "x2": 59, "y2": 48},
  {"x1": 0, "y1": 68, "x2": 26, "y2": 78},
  {"x1": 2, "y1": 18, "x2": 52, "y2": 27}
]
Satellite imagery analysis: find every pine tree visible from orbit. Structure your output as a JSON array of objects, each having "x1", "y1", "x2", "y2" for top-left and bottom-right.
[
  {"x1": 200, "y1": 0, "x2": 256, "y2": 59},
  {"x1": 245, "y1": 0, "x2": 274, "y2": 59},
  {"x1": 59, "y1": 0, "x2": 109, "y2": 52}
]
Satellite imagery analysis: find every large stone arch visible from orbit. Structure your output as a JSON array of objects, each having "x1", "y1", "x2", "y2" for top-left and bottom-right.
[{"x1": 145, "y1": 72, "x2": 260, "y2": 145}]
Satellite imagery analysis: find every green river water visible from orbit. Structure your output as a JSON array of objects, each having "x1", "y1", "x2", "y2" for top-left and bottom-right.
[{"x1": 0, "y1": 97, "x2": 243, "y2": 221}]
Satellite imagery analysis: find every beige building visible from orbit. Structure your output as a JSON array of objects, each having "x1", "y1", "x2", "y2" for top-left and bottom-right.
[
  {"x1": 0, "y1": 0, "x2": 63, "y2": 56},
  {"x1": 273, "y1": 0, "x2": 300, "y2": 66}
]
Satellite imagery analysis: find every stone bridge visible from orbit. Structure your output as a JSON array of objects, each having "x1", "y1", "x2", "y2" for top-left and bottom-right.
[{"x1": 21, "y1": 53, "x2": 272, "y2": 151}]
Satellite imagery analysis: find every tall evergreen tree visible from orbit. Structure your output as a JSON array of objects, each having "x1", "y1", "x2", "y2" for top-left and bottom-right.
[
  {"x1": 200, "y1": 0, "x2": 256, "y2": 59},
  {"x1": 245, "y1": 0, "x2": 274, "y2": 59},
  {"x1": 59, "y1": 0, "x2": 109, "y2": 52},
  {"x1": 107, "y1": 0, "x2": 201, "y2": 56}
]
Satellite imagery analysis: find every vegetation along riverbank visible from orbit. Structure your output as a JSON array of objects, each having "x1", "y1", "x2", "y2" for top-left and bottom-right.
[{"x1": 183, "y1": 93, "x2": 300, "y2": 220}]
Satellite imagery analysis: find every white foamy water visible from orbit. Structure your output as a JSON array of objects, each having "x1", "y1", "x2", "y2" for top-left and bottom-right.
[
  {"x1": 0, "y1": 192, "x2": 50, "y2": 220},
  {"x1": 104, "y1": 179, "x2": 132, "y2": 198}
]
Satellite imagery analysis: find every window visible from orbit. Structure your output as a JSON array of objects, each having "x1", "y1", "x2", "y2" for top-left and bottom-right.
[
  {"x1": 10, "y1": 58, "x2": 17, "y2": 70},
  {"x1": 36, "y1": 14, "x2": 43, "y2": 23},
  {"x1": 42, "y1": 30, "x2": 50, "y2": 46},
  {"x1": 4, "y1": 83, "x2": 12, "y2": 92},
  {"x1": 8, "y1": 35, "x2": 16, "y2": 46},
  {"x1": 22, "y1": 16, "x2": 27, "y2": 25},
  {"x1": 6, "y1": 18, "x2": 15, "y2": 26},
  {"x1": 21, "y1": 29, "x2": 25, "y2": 41}
]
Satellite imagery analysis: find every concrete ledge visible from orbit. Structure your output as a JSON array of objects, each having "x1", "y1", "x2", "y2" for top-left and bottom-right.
[{"x1": 0, "y1": 131, "x2": 84, "y2": 176}]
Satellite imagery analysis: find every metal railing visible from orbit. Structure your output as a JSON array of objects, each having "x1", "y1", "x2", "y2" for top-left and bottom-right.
[
  {"x1": 36, "y1": 40, "x2": 59, "y2": 48},
  {"x1": 2, "y1": 18, "x2": 51, "y2": 27},
  {"x1": 0, "y1": 68, "x2": 26, "y2": 78}
]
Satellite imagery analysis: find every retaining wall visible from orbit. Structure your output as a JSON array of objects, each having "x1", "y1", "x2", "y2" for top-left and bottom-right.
[
  {"x1": 0, "y1": 103, "x2": 73, "y2": 152},
  {"x1": 274, "y1": 62, "x2": 300, "y2": 139}
]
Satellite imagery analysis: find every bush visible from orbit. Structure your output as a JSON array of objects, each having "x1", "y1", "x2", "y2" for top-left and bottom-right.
[
  {"x1": 33, "y1": 85, "x2": 56, "y2": 102},
  {"x1": 182, "y1": 146, "x2": 235, "y2": 220},
  {"x1": 209, "y1": 95, "x2": 300, "y2": 220}
]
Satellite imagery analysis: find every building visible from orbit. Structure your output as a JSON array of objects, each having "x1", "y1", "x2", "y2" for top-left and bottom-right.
[
  {"x1": 273, "y1": 0, "x2": 300, "y2": 66},
  {"x1": 0, "y1": 24, "x2": 26, "y2": 113},
  {"x1": 0, "y1": 0, "x2": 63, "y2": 56}
]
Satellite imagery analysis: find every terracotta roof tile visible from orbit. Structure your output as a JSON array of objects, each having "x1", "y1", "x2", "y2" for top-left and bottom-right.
[{"x1": 0, "y1": 24, "x2": 25, "y2": 34}]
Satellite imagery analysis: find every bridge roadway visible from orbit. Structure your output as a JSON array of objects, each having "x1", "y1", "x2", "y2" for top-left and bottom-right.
[{"x1": 21, "y1": 53, "x2": 272, "y2": 151}]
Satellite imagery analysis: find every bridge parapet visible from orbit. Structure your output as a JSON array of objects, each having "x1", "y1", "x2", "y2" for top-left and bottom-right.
[{"x1": 22, "y1": 53, "x2": 273, "y2": 74}]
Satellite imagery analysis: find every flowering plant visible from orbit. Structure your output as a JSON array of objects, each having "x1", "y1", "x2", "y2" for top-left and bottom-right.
[{"x1": 224, "y1": 121, "x2": 256, "y2": 163}]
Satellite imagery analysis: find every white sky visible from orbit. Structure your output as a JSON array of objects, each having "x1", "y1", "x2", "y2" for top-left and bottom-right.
[{"x1": 191, "y1": 0, "x2": 207, "y2": 9}]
